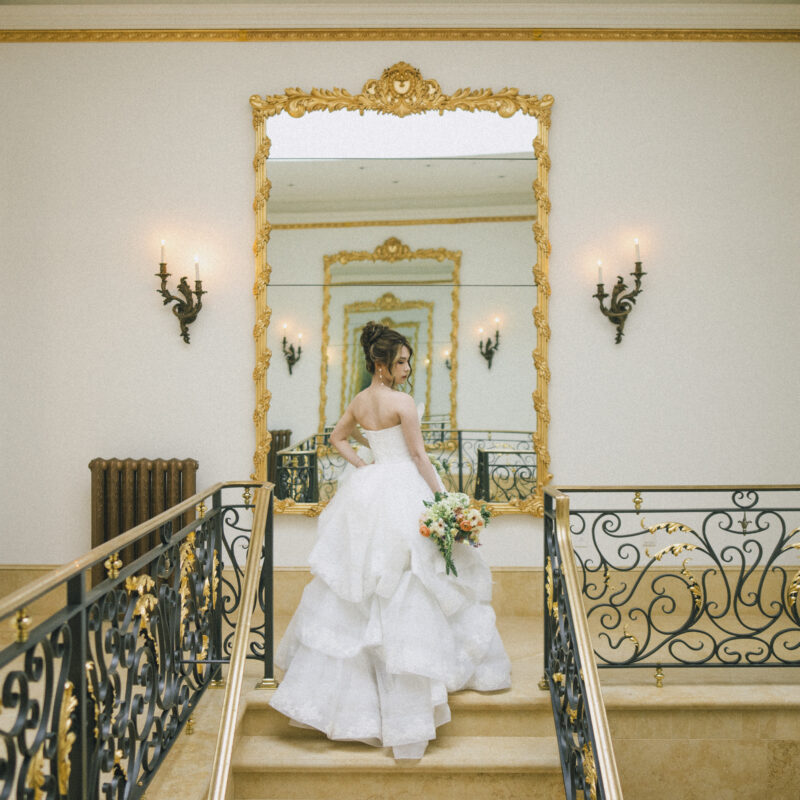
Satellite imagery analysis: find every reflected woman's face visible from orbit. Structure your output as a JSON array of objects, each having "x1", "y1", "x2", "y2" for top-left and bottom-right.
[{"x1": 390, "y1": 346, "x2": 411, "y2": 386}]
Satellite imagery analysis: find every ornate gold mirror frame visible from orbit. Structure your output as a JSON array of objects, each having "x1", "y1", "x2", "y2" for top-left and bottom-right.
[
  {"x1": 320, "y1": 236, "x2": 460, "y2": 434},
  {"x1": 250, "y1": 62, "x2": 553, "y2": 515}
]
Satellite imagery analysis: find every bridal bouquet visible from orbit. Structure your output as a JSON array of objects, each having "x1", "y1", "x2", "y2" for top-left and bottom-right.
[{"x1": 419, "y1": 491, "x2": 491, "y2": 576}]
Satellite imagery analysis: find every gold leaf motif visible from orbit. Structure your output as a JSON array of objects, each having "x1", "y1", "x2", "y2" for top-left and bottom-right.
[
  {"x1": 545, "y1": 556, "x2": 559, "y2": 622},
  {"x1": 786, "y1": 568, "x2": 800, "y2": 609},
  {"x1": 651, "y1": 543, "x2": 698, "y2": 561},
  {"x1": 57, "y1": 681, "x2": 78, "y2": 794},
  {"x1": 647, "y1": 521, "x2": 694, "y2": 536},
  {"x1": 623, "y1": 625, "x2": 640, "y2": 654},
  {"x1": 582, "y1": 742, "x2": 598, "y2": 800},
  {"x1": 25, "y1": 744, "x2": 46, "y2": 800},
  {"x1": 680, "y1": 559, "x2": 703, "y2": 611}
]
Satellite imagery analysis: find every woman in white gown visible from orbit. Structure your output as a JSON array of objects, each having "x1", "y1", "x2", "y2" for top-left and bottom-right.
[{"x1": 270, "y1": 321, "x2": 511, "y2": 759}]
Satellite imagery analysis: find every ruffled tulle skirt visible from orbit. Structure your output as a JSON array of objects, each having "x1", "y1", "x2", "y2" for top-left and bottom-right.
[{"x1": 269, "y1": 460, "x2": 511, "y2": 759}]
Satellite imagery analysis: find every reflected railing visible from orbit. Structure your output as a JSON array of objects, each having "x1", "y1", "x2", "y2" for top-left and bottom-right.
[
  {"x1": 0, "y1": 481, "x2": 274, "y2": 800},
  {"x1": 275, "y1": 427, "x2": 536, "y2": 504},
  {"x1": 561, "y1": 485, "x2": 800, "y2": 673},
  {"x1": 543, "y1": 487, "x2": 623, "y2": 800}
]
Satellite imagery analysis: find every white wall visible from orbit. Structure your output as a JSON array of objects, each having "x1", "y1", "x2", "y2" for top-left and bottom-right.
[{"x1": 1, "y1": 39, "x2": 799, "y2": 566}]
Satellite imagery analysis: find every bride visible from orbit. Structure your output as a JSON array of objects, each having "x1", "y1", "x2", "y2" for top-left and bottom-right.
[{"x1": 270, "y1": 321, "x2": 511, "y2": 759}]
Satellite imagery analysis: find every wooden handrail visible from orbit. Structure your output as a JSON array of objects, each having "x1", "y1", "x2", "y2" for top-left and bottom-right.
[
  {"x1": 207, "y1": 484, "x2": 273, "y2": 800},
  {"x1": 546, "y1": 486, "x2": 624, "y2": 799}
]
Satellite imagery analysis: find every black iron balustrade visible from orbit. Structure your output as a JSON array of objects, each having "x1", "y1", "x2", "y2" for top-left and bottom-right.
[
  {"x1": 543, "y1": 487, "x2": 622, "y2": 800},
  {"x1": 562, "y1": 486, "x2": 800, "y2": 671},
  {"x1": 275, "y1": 428, "x2": 536, "y2": 504},
  {"x1": 0, "y1": 481, "x2": 274, "y2": 800},
  {"x1": 475, "y1": 446, "x2": 538, "y2": 502}
]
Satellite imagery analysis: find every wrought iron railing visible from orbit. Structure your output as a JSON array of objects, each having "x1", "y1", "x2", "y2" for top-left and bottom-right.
[
  {"x1": 543, "y1": 487, "x2": 622, "y2": 800},
  {"x1": 276, "y1": 428, "x2": 536, "y2": 503},
  {"x1": 558, "y1": 486, "x2": 800, "y2": 673},
  {"x1": 0, "y1": 480, "x2": 273, "y2": 800}
]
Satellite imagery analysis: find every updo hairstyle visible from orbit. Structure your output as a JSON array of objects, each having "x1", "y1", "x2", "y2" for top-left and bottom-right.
[{"x1": 360, "y1": 321, "x2": 413, "y2": 380}]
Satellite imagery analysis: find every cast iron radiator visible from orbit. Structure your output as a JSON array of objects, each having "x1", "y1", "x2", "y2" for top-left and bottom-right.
[
  {"x1": 88, "y1": 457, "x2": 199, "y2": 582},
  {"x1": 267, "y1": 429, "x2": 292, "y2": 483}
]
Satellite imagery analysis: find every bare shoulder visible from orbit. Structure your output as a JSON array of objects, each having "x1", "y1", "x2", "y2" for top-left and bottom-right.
[{"x1": 393, "y1": 391, "x2": 417, "y2": 415}]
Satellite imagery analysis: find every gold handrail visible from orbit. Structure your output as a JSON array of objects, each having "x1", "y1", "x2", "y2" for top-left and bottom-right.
[
  {"x1": 546, "y1": 486, "x2": 624, "y2": 799},
  {"x1": 207, "y1": 484, "x2": 273, "y2": 800},
  {"x1": 0, "y1": 479, "x2": 264, "y2": 621}
]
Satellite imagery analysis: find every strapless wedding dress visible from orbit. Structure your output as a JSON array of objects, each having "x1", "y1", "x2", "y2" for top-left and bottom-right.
[{"x1": 269, "y1": 420, "x2": 511, "y2": 759}]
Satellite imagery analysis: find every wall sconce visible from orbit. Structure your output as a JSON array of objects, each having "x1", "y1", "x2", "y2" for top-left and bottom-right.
[
  {"x1": 443, "y1": 349, "x2": 452, "y2": 371},
  {"x1": 156, "y1": 242, "x2": 206, "y2": 344},
  {"x1": 593, "y1": 240, "x2": 646, "y2": 344},
  {"x1": 478, "y1": 318, "x2": 501, "y2": 368},
  {"x1": 282, "y1": 324, "x2": 302, "y2": 374}
]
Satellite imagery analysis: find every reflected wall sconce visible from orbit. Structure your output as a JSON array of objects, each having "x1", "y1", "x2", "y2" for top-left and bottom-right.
[
  {"x1": 282, "y1": 325, "x2": 302, "y2": 374},
  {"x1": 593, "y1": 239, "x2": 646, "y2": 344},
  {"x1": 444, "y1": 350, "x2": 452, "y2": 371},
  {"x1": 156, "y1": 242, "x2": 206, "y2": 344},
  {"x1": 478, "y1": 318, "x2": 501, "y2": 368}
]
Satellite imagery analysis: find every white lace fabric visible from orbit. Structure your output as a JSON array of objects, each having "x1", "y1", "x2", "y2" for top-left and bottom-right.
[{"x1": 270, "y1": 422, "x2": 511, "y2": 760}]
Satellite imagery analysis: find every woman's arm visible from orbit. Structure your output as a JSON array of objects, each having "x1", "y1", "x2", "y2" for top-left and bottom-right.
[
  {"x1": 330, "y1": 405, "x2": 369, "y2": 468},
  {"x1": 350, "y1": 427, "x2": 370, "y2": 448},
  {"x1": 397, "y1": 395, "x2": 441, "y2": 494}
]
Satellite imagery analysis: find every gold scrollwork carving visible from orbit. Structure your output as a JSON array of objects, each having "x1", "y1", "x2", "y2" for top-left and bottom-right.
[
  {"x1": 25, "y1": 744, "x2": 46, "y2": 800},
  {"x1": 582, "y1": 742, "x2": 599, "y2": 800},
  {"x1": 650, "y1": 542, "x2": 698, "y2": 561},
  {"x1": 57, "y1": 681, "x2": 79, "y2": 794},
  {"x1": 646, "y1": 521, "x2": 694, "y2": 536},
  {"x1": 680, "y1": 558, "x2": 703, "y2": 611},
  {"x1": 2, "y1": 29, "x2": 799, "y2": 45},
  {"x1": 545, "y1": 556, "x2": 559, "y2": 622},
  {"x1": 787, "y1": 568, "x2": 800, "y2": 610},
  {"x1": 622, "y1": 625, "x2": 641, "y2": 656},
  {"x1": 125, "y1": 575, "x2": 159, "y2": 632},
  {"x1": 273, "y1": 497, "x2": 327, "y2": 516}
]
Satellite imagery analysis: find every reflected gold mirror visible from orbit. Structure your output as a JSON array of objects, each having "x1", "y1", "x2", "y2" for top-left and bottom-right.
[{"x1": 250, "y1": 63, "x2": 553, "y2": 515}]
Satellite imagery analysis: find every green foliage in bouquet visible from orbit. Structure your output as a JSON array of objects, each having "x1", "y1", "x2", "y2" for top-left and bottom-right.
[{"x1": 419, "y1": 491, "x2": 491, "y2": 576}]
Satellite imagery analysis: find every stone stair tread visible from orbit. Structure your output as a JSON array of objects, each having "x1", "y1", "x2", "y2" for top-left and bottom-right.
[
  {"x1": 602, "y1": 682, "x2": 800, "y2": 709},
  {"x1": 232, "y1": 734, "x2": 560, "y2": 773},
  {"x1": 243, "y1": 685, "x2": 547, "y2": 711}
]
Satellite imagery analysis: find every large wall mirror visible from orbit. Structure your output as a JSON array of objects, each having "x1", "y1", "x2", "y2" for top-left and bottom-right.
[{"x1": 250, "y1": 63, "x2": 553, "y2": 515}]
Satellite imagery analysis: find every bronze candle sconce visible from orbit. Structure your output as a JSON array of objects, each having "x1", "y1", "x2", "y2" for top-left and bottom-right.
[
  {"x1": 478, "y1": 320, "x2": 501, "y2": 368},
  {"x1": 593, "y1": 245, "x2": 646, "y2": 343},
  {"x1": 282, "y1": 330, "x2": 302, "y2": 375},
  {"x1": 156, "y1": 255, "x2": 206, "y2": 344}
]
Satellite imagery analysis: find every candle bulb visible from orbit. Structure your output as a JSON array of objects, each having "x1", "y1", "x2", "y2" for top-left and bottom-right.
[
  {"x1": 597, "y1": 260, "x2": 604, "y2": 284},
  {"x1": 194, "y1": 255, "x2": 200, "y2": 282},
  {"x1": 634, "y1": 238, "x2": 641, "y2": 262},
  {"x1": 160, "y1": 240, "x2": 166, "y2": 263}
]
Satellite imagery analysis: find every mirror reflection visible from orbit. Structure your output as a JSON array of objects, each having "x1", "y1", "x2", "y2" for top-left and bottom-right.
[{"x1": 252, "y1": 68, "x2": 552, "y2": 513}]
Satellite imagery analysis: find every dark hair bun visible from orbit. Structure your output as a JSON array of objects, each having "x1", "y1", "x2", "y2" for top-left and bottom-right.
[
  {"x1": 360, "y1": 321, "x2": 385, "y2": 351},
  {"x1": 359, "y1": 320, "x2": 413, "y2": 378}
]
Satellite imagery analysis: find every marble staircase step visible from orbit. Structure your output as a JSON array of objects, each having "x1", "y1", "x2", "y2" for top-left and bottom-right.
[
  {"x1": 231, "y1": 734, "x2": 563, "y2": 800},
  {"x1": 242, "y1": 686, "x2": 556, "y2": 739}
]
